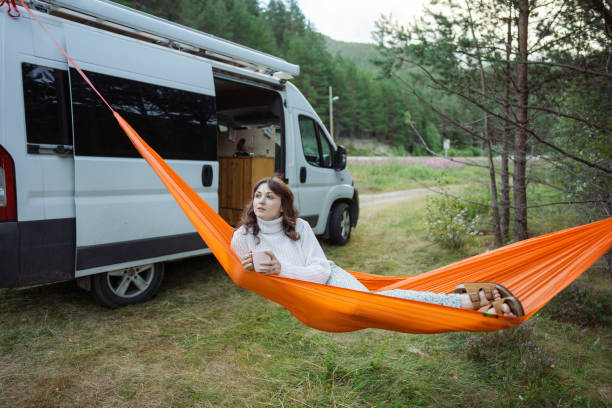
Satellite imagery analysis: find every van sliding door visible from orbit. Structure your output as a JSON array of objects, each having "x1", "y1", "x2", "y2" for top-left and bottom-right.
[{"x1": 65, "y1": 24, "x2": 218, "y2": 274}]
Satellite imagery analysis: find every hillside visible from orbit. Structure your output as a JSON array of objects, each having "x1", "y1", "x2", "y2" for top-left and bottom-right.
[{"x1": 323, "y1": 35, "x2": 380, "y2": 70}]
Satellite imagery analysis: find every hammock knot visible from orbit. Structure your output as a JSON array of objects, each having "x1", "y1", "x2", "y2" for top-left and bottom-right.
[{"x1": 1, "y1": 0, "x2": 20, "y2": 17}]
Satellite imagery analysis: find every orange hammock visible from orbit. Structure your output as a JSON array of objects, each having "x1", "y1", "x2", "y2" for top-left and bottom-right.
[
  {"x1": 115, "y1": 112, "x2": 612, "y2": 334},
  {"x1": 21, "y1": 0, "x2": 612, "y2": 334}
]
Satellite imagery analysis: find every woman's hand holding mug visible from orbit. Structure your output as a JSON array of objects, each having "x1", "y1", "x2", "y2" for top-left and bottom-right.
[
  {"x1": 253, "y1": 250, "x2": 281, "y2": 275},
  {"x1": 240, "y1": 250, "x2": 254, "y2": 270}
]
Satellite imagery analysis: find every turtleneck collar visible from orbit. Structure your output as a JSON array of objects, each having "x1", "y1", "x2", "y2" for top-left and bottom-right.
[{"x1": 257, "y1": 216, "x2": 283, "y2": 234}]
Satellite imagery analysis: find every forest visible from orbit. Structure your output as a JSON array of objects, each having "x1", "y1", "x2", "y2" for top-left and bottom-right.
[{"x1": 115, "y1": 0, "x2": 611, "y2": 247}]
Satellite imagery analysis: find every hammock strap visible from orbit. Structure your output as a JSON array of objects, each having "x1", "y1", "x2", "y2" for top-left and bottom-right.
[
  {"x1": 1, "y1": 0, "x2": 20, "y2": 17},
  {"x1": 18, "y1": 0, "x2": 114, "y2": 111}
]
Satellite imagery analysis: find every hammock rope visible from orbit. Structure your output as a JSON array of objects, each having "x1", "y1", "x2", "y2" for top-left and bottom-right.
[{"x1": 20, "y1": 0, "x2": 612, "y2": 334}]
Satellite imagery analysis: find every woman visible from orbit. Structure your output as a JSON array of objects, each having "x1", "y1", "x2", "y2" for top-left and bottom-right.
[{"x1": 231, "y1": 177, "x2": 524, "y2": 317}]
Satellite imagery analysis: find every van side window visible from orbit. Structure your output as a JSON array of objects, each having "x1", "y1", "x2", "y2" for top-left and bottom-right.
[
  {"x1": 21, "y1": 63, "x2": 72, "y2": 146},
  {"x1": 298, "y1": 115, "x2": 333, "y2": 168},
  {"x1": 298, "y1": 116, "x2": 319, "y2": 165},
  {"x1": 319, "y1": 126, "x2": 333, "y2": 167},
  {"x1": 70, "y1": 69, "x2": 218, "y2": 160}
]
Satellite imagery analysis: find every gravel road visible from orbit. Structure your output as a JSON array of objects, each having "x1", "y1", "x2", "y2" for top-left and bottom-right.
[
  {"x1": 348, "y1": 156, "x2": 486, "y2": 169},
  {"x1": 360, "y1": 188, "x2": 437, "y2": 208}
]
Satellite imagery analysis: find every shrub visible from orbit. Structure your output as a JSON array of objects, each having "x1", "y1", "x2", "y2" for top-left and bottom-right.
[
  {"x1": 447, "y1": 147, "x2": 483, "y2": 157},
  {"x1": 391, "y1": 145, "x2": 408, "y2": 156},
  {"x1": 461, "y1": 185, "x2": 492, "y2": 221},
  {"x1": 424, "y1": 194, "x2": 480, "y2": 250},
  {"x1": 345, "y1": 143, "x2": 373, "y2": 156},
  {"x1": 542, "y1": 281, "x2": 611, "y2": 326},
  {"x1": 412, "y1": 144, "x2": 428, "y2": 156}
]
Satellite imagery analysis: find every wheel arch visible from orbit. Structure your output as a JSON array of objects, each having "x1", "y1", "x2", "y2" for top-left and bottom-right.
[{"x1": 322, "y1": 193, "x2": 359, "y2": 239}]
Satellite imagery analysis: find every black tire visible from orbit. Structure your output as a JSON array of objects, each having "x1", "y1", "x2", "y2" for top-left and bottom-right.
[
  {"x1": 328, "y1": 202, "x2": 352, "y2": 245},
  {"x1": 91, "y1": 263, "x2": 165, "y2": 308}
]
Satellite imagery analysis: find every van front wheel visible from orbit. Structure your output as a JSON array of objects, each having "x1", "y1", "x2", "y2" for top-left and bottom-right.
[
  {"x1": 91, "y1": 263, "x2": 165, "y2": 308},
  {"x1": 328, "y1": 202, "x2": 352, "y2": 245}
]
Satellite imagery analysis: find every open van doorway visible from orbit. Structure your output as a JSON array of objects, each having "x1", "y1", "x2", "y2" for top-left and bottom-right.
[{"x1": 214, "y1": 77, "x2": 284, "y2": 225}]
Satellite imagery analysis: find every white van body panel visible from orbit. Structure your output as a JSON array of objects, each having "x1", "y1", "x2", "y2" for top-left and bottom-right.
[
  {"x1": 64, "y1": 23, "x2": 215, "y2": 95},
  {"x1": 31, "y1": 17, "x2": 67, "y2": 61},
  {"x1": 6, "y1": 14, "x2": 75, "y2": 223},
  {"x1": 284, "y1": 82, "x2": 316, "y2": 113},
  {"x1": 74, "y1": 158, "x2": 218, "y2": 246},
  {"x1": 65, "y1": 22, "x2": 218, "y2": 252},
  {"x1": 36, "y1": 152, "x2": 76, "y2": 220},
  {"x1": 5, "y1": 17, "x2": 40, "y2": 221},
  {"x1": 24, "y1": 35, "x2": 75, "y2": 222}
]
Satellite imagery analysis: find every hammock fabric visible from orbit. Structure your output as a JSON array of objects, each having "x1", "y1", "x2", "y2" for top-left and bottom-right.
[
  {"x1": 21, "y1": 0, "x2": 612, "y2": 334},
  {"x1": 115, "y1": 114, "x2": 612, "y2": 334}
]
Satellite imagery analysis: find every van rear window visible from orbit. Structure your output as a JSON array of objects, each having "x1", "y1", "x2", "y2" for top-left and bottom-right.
[
  {"x1": 21, "y1": 63, "x2": 72, "y2": 146},
  {"x1": 70, "y1": 69, "x2": 218, "y2": 161}
]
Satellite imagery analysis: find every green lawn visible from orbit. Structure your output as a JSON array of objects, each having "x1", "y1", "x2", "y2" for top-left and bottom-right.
[
  {"x1": 348, "y1": 160, "x2": 489, "y2": 193},
  {"x1": 1, "y1": 164, "x2": 610, "y2": 407}
]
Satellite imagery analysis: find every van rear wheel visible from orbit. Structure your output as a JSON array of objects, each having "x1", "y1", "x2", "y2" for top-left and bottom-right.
[
  {"x1": 328, "y1": 202, "x2": 352, "y2": 245},
  {"x1": 91, "y1": 263, "x2": 164, "y2": 308}
]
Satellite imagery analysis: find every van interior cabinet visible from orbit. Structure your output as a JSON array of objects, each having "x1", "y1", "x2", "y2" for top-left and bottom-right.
[{"x1": 219, "y1": 157, "x2": 275, "y2": 226}]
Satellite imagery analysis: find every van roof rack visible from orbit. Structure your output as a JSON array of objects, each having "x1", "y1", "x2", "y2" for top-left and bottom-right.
[{"x1": 23, "y1": 0, "x2": 300, "y2": 81}]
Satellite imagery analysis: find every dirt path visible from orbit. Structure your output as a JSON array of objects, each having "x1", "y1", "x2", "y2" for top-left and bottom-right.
[
  {"x1": 359, "y1": 185, "x2": 461, "y2": 208},
  {"x1": 359, "y1": 188, "x2": 433, "y2": 208},
  {"x1": 349, "y1": 156, "x2": 487, "y2": 169}
]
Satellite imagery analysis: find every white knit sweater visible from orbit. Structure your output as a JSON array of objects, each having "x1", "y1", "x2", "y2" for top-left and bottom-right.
[{"x1": 230, "y1": 217, "x2": 331, "y2": 284}]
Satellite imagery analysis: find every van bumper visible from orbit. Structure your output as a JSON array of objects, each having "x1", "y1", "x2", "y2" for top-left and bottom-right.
[
  {"x1": 352, "y1": 189, "x2": 359, "y2": 228},
  {"x1": 0, "y1": 219, "x2": 76, "y2": 288},
  {"x1": 0, "y1": 222, "x2": 19, "y2": 287}
]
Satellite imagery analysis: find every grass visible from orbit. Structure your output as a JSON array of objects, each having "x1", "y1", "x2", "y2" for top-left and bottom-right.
[
  {"x1": 1, "y1": 163, "x2": 610, "y2": 407},
  {"x1": 348, "y1": 161, "x2": 488, "y2": 193}
]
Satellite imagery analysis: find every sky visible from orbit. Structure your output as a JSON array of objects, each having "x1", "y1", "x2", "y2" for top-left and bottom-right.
[{"x1": 296, "y1": 0, "x2": 428, "y2": 44}]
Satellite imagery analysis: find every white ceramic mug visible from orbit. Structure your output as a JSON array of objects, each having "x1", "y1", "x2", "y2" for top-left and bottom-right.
[{"x1": 251, "y1": 250, "x2": 272, "y2": 272}]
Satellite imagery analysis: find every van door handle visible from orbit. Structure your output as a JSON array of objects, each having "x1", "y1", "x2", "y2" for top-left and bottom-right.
[
  {"x1": 300, "y1": 166, "x2": 307, "y2": 183},
  {"x1": 202, "y1": 164, "x2": 213, "y2": 187}
]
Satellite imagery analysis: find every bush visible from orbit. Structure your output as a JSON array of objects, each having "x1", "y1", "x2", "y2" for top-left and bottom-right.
[
  {"x1": 391, "y1": 145, "x2": 408, "y2": 156},
  {"x1": 412, "y1": 144, "x2": 428, "y2": 156},
  {"x1": 542, "y1": 281, "x2": 611, "y2": 326},
  {"x1": 461, "y1": 185, "x2": 492, "y2": 221},
  {"x1": 424, "y1": 194, "x2": 480, "y2": 250},
  {"x1": 344, "y1": 143, "x2": 374, "y2": 156},
  {"x1": 447, "y1": 146, "x2": 483, "y2": 157}
]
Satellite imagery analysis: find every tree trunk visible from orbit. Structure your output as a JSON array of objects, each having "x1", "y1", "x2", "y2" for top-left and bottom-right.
[
  {"x1": 481, "y1": 91, "x2": 502, "y2": 246},
  {"x1": 485, "y1": 124, "x2": 503, "y2": 246},
  {"x1": 513, "y1": 0, "x2": 529, "y2": 241},
  {"x1": 501, "y1": 9, "x2": 512, "y2": 242},
  {"x1": 466, "y1": 1, "x2": 502, "y2": 246}
]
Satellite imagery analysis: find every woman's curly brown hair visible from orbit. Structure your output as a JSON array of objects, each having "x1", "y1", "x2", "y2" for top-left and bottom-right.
[{"x1": 237, "y1": 177, "x2": 300, "y2": 244}]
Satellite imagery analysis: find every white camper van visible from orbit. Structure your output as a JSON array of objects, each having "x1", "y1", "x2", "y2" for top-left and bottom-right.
[{"x1": 0, "y1": 0, "x2": 359, "y2": 307}]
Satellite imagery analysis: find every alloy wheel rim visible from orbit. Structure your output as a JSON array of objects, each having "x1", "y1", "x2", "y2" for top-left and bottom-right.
[
  {"x1": 106, "y1": 264, "x2": 154, "y2": 298},
  {"x1": 340, "y1": 209, "x2": 351, "y2": 239}
]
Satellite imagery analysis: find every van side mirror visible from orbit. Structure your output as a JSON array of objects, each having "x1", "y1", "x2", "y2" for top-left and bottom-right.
[{"x1": 333, "y1": 145, "x2": 347, "y2": 171}]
